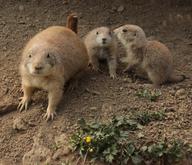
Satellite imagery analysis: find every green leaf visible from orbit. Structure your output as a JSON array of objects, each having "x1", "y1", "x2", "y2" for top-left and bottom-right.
[
  {"x1": 106, "y1": 154, "x2": 114, "y2": 163},
  {"x1": 131, "y1": 154, "x2": 143, "y2": 165}
]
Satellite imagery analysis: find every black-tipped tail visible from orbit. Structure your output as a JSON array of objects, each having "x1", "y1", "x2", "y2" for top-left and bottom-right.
[
  {"x1": 66, "y1": 13, "x2": 78, "y2": 34},
  {"x1": 168, "y1": 74, "x2": 186, "y2": 83}
]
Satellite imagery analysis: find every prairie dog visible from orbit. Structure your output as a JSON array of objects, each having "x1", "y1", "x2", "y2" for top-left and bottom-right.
[
  {"x1": 84, "y1": 27, "x2": 117, "y2": 79},
  {"x1": 18, "y1": 19, "x2": 88, "y2": 120},
  {"x1": 114, "y1": 24, "x2": 185, "y2": 87}
]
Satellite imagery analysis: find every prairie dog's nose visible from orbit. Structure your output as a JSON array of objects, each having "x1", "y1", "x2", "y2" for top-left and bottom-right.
[
  {"x1": 35, "y1": 66, "x2": 43, "y2": 70},
  {"x1": 102, "y1": 38, "x2": 106, "y2": 42}
]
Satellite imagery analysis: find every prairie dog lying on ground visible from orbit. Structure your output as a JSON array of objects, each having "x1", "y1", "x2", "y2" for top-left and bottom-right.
[
  {"x1": 114, "y1": 24, "x2": 185, "y2": 87},
  {"x1": 84, "y1": 27, "x2": 117, "y2": 79},
  {"x1": 18, "y1": 15, "x2": 88, "y2": 120}
]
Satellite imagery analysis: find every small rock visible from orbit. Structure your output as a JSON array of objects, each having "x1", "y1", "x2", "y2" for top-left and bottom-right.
[
  {"x1": 169, "y1": 90, "x2": 175, "y2": 96},
  {"x1": 13, "y1": 117, "x2": 28, "y2": 131},
  {"x1": 90, "y1": 107, "x2": 97, "y2": 110},
  {"x1": 19, "y1": 5, "x2": 24, "y2": 11},
  {"x1": 117, "y1": 5, "x2": 124, "y2": 12},
  {"x1": 165, "y1": 107, "x2": 175, "y2": 113},
  {"x1": 2, "y1": 46, "x2": 7, "y2": 51},
  {"x1": 138, "y1": 132, "x2": 144, "y2": 138},
  {"x1": 175, "y1": 88, "x2": 186, "y2": 97},
  {"x1": 119, "y1": 87, "x2": 123, "y2": 91},
  {"x1": 63, "y1": 0, "x2": 69, "y2": 5}
]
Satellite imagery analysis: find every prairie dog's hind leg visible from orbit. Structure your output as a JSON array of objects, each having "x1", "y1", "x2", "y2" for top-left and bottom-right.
[
  {"x1": 18, "y1": 85, "x2": 34, "y2": 112},
  {"x1": 147, "y1": 70, "x2": 162, "y2": 88}
]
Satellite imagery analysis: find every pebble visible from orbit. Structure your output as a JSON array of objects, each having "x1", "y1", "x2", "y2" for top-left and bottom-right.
[
  {"x1": 13, "y1": 117, "x2": 28, "y2": 131},
  {"x1": 117, "y1": 5, "x2": 124, "y2": 12},
  {"x1": 19, "y1": 5, "x2": 24, "y2": 11},
  {"x1": 90, "y1": 106, "x2": 97, "y2": 110},
  {"x1": 175, "y1": 88, "x2": 186, "y2": 97}
]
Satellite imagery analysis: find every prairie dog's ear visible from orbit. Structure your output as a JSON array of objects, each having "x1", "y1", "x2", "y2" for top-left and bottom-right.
[
  {"x1": 133, "y1": 30, "x2": 137, "y2": 37},
  {"x1": 48, "y1": 53, "x2": 57, "y2": 67}
]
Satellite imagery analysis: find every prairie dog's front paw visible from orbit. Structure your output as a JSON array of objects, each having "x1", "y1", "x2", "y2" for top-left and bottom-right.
[
  {"x1": 17, "y1": 97, "x2": 30, "y2": 112},
  {"x1": 43, "y1": 109, "x2": 57, "y2": 121},
  {"x1": 110, "y1": 72, "x2": 117, "y2": 79}
]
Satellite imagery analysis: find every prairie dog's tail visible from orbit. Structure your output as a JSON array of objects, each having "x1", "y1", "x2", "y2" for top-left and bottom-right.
[
  {"x1": 168, "y1": 74, "x2": 186, "y2": 83},
  {"x1": 66, "y1": 13, "x2": 78, "y2": 33}
]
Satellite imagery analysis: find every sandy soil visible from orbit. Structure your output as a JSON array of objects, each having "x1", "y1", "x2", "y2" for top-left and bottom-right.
[{"x1": 0, "y1": 0, "x2": 191, "y2": 164}]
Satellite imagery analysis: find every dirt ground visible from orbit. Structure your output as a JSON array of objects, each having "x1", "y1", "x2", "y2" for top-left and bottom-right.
[{"x1": 0, "y1": 0, "x2": 191, "y2": 164}]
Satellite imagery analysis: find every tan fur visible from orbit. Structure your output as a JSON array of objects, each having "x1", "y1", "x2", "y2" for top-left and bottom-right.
[
  {"x1": 114, "y1": 24, "x2": 185, "y2": 87},
  {"x1": 84, "y1": 27, "x2": 117, "y2": 79},
  {"x1": 66, "y1": 13, "x2": 78, "y2": 33},
  {"x1": 18, "y1": 26, "x2": 88, "y2": 120}
]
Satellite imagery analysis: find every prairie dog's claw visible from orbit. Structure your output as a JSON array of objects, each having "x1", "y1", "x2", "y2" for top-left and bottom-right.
[
  {"x1": 110, "y1": 73, "x2": 116, "y2": 79},
  {"x1": 17, "y1": 97, "x2": 30, "y2": 112},
  {"x1": 44, "y1": 111, "x2": 57, "y2": 121}
]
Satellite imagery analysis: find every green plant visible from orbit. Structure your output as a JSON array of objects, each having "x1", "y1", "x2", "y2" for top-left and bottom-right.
[
  {"x1": 70, "y1": 116, "x2": 187, "y2": 165},
  {"x1": 133, "y1": 111, "x2": 166, "y2": 125},
  {"x1": 141, "y1": 140, "x2": 184, "y2": 164},
  {"x1": 136, "y1": 89, "x2": 161, "y2": 101}
]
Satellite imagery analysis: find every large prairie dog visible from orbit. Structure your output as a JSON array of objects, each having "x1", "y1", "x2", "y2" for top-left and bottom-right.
[
  {"x1": 84, "y1": 27, "x2": 117, "y2": 79},
  {"x1": 18, "y1": 16, "x2": 88, "y2": 120},
  {"x1": 114, "y1": 24, "x2": 185, "y2": 87}
]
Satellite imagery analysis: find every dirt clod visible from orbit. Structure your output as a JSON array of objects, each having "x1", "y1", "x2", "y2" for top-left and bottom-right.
[
  {"x1": 13, "y1": 117, "x2": 28, "y2": 131},
  {"x1": 175, "y1": 88, "x2": 186, "y2": 97}
]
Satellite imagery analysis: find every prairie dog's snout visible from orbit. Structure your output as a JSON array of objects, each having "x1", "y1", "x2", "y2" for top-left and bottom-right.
[{"x1": 95, "y1": 27, "x2": 113, "y2": 46}]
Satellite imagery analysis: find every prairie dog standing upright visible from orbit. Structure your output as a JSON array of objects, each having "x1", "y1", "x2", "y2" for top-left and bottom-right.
[
  {"x1": 114, "y1": 24, "x2": 185, "y2": 87},
  {"x1": 18, "y1": 15, "x2": 88, "y2": 120},
  {"x1": 84, "y1": 27, "x2": 117, "y2": 79}
]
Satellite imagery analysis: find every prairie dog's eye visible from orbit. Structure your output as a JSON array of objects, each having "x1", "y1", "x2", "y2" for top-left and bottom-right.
[
  {"x1": 47, "y1": 54, "x2": 50, "y2": 58},
  {"x1": 96, "y1": 31, "x2": 99, "y2": 35},
  {"x1": 133, "y1": 31, "x2": 137, "y2": 36},
  {"x1": 109, "y1": 31, "x2": 112, "y2": 35},
  {"x1": 122, "y1": 29, "x2": 128, "y2": 33},
  {"x1": 29, "y1": 54, "x2": 32, "y2": 58}
]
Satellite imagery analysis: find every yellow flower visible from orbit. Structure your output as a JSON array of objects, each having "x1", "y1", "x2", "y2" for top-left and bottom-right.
[{"x1": 85, "y1": 136, "x2": 92, "y2": 143}]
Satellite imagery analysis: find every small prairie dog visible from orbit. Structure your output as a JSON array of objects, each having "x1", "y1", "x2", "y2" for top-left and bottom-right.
[
  {"x1": 84, "y1": 27, "x2": 117, "y2": 79},
  {"x1": 114, "y1": 24, "x2": 185, "y2": 87},
  {"x1": 18, "y1": 15, "x2": 88, "y2": 120}
]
